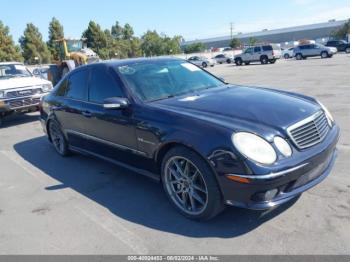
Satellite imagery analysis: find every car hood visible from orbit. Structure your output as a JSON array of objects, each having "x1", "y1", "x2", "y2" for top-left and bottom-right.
[
  {"x1": 151, "y1": 85, "x2": 320, "y2": 133},
  {"x1": 0, "y1": 76, "x2": 51, "y2": 91}
]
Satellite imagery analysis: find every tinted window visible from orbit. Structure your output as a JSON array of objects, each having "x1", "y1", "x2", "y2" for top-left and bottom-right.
[
  {"x1": 300, "y1": 45, "x2": 309, "y2": 50},
  {"x1": 254, "y1": 47, "x2": 261, "y2": 52},
  {"x1": 262, "y1": 45, "x2": 273, "y2": 51},
  {"x1": 89, "y1": 66, "x2": 124, "y2": 104},
  {"x1": 66, "y1": 69, "x2": 89, "y2": 100},
  {"x1": 55, "y1": 79, "x2": 68, "y2": 97}
]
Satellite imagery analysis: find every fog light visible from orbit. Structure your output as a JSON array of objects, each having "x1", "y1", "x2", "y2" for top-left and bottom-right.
[{"x1": 265, "y1": 189, "x2": 278, "y2": 201}]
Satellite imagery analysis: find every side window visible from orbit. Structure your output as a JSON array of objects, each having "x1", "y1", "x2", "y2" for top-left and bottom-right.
[
  {"x1": 262, "y1": 46, "x2": 273, "y2": 51},
  {"x1": 55, "y1": 78, "x2": 68, "y2": 97},
  {"x1": 66, "y1": 69, "x2": 89, "y2": 100},
  {"x1": 89, "y1": 66, "x2": 124, "y2": 104},
  {"x1": 254, "y1": 47, "x2": 261, "y2": 52}
]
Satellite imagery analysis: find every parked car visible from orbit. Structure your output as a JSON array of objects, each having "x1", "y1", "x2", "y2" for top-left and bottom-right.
[
  {"x1": 294, "y1": 44, "x2": 337, "y2": 60},
  {"x1": 325, "y1": 40, "x2": 350, "y2": 53},
  {"x1": 41, "y1": 58, "x2": 339, "y2": 221},
  {"x1": 0, "y1": 62, "x2": 53, "y2": 126},
  {"x1": 187, "y1": 56, "x2": 215, "y2": 68},
  {"x1": 282, "y1": 48, "x2": 294, "y2": 59},
  {"x1": 234, "y1": 44, "x2": 282, "y2": 65},
  {"x1": 213, "y1": 54, "x2": 232, "y2": 64}
]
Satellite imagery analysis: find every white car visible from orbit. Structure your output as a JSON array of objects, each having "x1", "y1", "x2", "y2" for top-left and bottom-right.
[
  {"x1": 282, "y1": 48, "x2": 295, "y2": 59},
  {"x1": 0, "y1": 62, "x2": 53, "y2": 126},
  {"x1": 187, "y1": 56, "x2": 216, "y2": 68},
  {"x1": 213, "y1": 54, "x2": 233, "y2": 64}
]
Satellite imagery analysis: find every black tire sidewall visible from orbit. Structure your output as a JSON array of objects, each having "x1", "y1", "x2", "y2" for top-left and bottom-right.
[
  {"x1": 49, "y1": 120, "x2": 70, "y2": 157},
  {"x1": 161, "y1": 146, "x2": 224, "y2": 221}
]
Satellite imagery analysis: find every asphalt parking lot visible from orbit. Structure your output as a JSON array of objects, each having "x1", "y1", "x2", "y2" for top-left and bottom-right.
[{"x1": 0, "y1": 54, "x2": 349, "y2": 255}]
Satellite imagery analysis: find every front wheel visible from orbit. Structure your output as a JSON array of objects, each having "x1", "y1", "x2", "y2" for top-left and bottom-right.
[
  {"x1": 235, "y1": 58, "x2": 243, "y2": 66},
  {"x1": 284, "y1": 54, "x2": 290, "y2": 59},
  {"x1": 48, "y1": 120, "x2": 70, "y2": 157},
  {"x1": 226, "y1": 59, "x2": 232, "y2": 64},
  {"x1": 295, "y1": 53, "x2": 303, "y2": 60},
  {"x1": 161, "y1": 147, "x2": 224, "y2": 221},
  {"x1": 321, "y1": 51, "x2": 329, "y2": 59},
  {"x1": 269, "y1": 59, "x2": 276, "y2": 64},
  {"x1": 202, "y1": 62, "x2": 208, "y2": 68},
  {"x1": 345, "y1": 47, "x2": 350, "y2": 53}
]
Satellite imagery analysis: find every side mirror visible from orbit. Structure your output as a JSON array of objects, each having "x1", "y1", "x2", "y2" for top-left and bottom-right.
[{"x1": 103, "y1": 97, "x2": 129, "y2": 110}]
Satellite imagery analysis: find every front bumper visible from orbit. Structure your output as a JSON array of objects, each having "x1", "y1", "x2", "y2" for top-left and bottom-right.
[
  {"x1": 0, "y1": 94, "x2": 45, "y2": 114},
  {"x1": 216, "y1": 125, "x2": 339, "y2": 210}
]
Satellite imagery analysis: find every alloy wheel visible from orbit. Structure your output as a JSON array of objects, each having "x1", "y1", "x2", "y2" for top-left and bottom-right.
[{"x1": 164, "y1": 156, "x2": 208, "y2": 215}]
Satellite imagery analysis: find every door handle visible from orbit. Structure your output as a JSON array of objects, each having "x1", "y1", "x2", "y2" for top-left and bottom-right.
[{"x1": 82, "y1": 111, "x2": 92, "y2": 118}]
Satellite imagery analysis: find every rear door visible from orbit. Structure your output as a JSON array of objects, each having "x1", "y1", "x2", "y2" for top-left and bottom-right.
[{"x1": 253, "y1": 46, "x2": 262, "y2": 61}]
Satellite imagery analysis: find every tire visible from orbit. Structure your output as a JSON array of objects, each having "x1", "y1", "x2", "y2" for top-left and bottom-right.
[
  {"x1": 161, "y1": 146, "x2": 224, "y2": 221},
  {"x1": 284, "y1": 54, "x2": 290, "y2": 59},
  {"x1": 202, "y1": 62, "x2": 208, "y2": 68},
  {"x1": 226, "y1": 59, "x2": 232, "y2": 64},
  {"x1": 48, "y1": 120, "x2": 70, "y2": 157},
  {"x1": 0, "y1": 117, "x2": 3, "y2": 128},
  {"x1": 321, "y1": 51, "x2": 329, "y2": 59},
  {"x1": 346, "y1": 47, "x2": 350, "y2": 53},
  {"x1": 244, "y1": 62, "x2": 250, "y2": 65},
  {"x1": 296, "y1": 53, "x2": 303, "y2": 60},
  {"x1": 269, "y1": 59, "x2": 276, "y2": 64},
  {"x1": 260, "y1": 56, "x2": 268, "y2": 64},
  {"x1": 235, "y1": 58, "x2": 243, "y2": 66}
]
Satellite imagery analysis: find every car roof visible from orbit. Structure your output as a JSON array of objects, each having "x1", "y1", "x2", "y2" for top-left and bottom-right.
[{"x1": 92, "y1": 57, "x2": 184, "y2": 68}]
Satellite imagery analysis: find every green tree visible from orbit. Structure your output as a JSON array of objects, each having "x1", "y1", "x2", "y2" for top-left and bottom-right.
[
  {"x1": 183, "y1": 42, "x2": 206, "y2": 54},
  {"x1": 248, "y1": 37, "x2": 258, "y2": 46},
  {"x1": 19, "y1": 23, "x2": 51, "y2": 64},
  {"x1": 332, "y1": 19, "x2": 350, "y2": 39},
  {"x1": 82, "y1": 21, "x2": 108, "y2": 59},
  {"x1": 229, "y1": 38, "x2": 241, "y2": 49},
  {"x1": 141, "y1": 31, "x2": 182, "y2": 57},
  {"x1": 111, "y1": 21, "x2": 123, "y2": 40},
  {"x1": 0, "y1": 21, "x2": 23, "y2": 62},
  {"x1": 122, "y1": 23, "x2": 134, "y2": 40},
  {"x1": 47, "y1": 17, "x2": 64, "y2": 61}
]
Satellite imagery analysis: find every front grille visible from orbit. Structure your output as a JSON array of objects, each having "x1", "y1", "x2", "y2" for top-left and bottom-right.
[
  {"x1": 6, "y1": 88, "x2": 42, "y2": 98},
  {"x1": 8, "y1": 98, "x2": 40, "y2": 109},
  {"x1": 287, "y1": 111, "x2": 330, "y2": 149}
]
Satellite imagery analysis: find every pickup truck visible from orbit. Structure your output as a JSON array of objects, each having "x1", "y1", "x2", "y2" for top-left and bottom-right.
[{"x1": 0, "y1": 62, "x2": 53, "y2": 126}]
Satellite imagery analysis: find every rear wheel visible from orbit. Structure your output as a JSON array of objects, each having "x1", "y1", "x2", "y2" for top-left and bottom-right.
[
  {"x1": 226, "y1": 59, "x2": 232, "y2": 64},
  {"x1": 202, "y1": 62, "x2": 208, "y2": 68},
  {"x1": 284, "y1": 54, "x2": 290, "y2": 59},
  {"x1": 0, "y1": 117, "x2": 3, "y2": 128},
  {"x1": 321, "y1": 51, "x2": 329, "y2": 59},
  {"x1": 260, "y1": 56, "x2": 268, "y2": 64},
  {"x1": 346, "y1": 47, "x2": 350, "y2": 53},
  {"x1": 161, "y1": 147, "x2": 224, "y2": 221},
  {"x1": 235, "y1": 58, "x2": 243, "y2": 66},
  {"x1": 48, "y1": 120, "x2": 70, "y2": 157},
  {"x1": 269, "y1": 59, "x2": 276, "y2": 64}
]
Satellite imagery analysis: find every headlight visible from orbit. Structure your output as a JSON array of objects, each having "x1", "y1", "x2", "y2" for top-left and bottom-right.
[
  {"x1": 232, "y1": 132, "x2": 277, "y2": 165},
  {"x1": 317, "y1": 100, "x2": 334, "y2": 126},
  {"x1": 274, "y1": 137, "x2": 292, "y2": 157},
  {"x1": 42, "y1": 83, "x2": 52, "y2": 93},
  {"x1": 0, "y1": 91, "x2": 5, "y2": 99}
]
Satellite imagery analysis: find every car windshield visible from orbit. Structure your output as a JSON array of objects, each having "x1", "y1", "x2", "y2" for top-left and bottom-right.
[
  {"x1": 0, "y1": 64, "x2": 32, "y2": 79},
  {"x1": 66, "y1": 40, "x2": 82, "y2": 52},
  {"x1": 116, "y1": 60, "x2": 224, "y2": 102}
]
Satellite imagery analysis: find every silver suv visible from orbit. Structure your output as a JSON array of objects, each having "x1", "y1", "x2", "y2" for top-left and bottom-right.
[
  {"x1": 293, "y1": 44, "x2": 337, "y2": 60},
  {"x1": 234, "y1": 44, "x2": 282, "y2": 66}
]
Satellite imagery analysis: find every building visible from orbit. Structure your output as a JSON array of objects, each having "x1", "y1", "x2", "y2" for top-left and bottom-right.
[{"x1": 183, "y1": 19, "x2": 349, "y2": 49}]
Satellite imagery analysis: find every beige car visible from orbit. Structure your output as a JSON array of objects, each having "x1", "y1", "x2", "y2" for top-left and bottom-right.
[{"x1": 234, "y1": 44, "x2": 282, "y2": 65}]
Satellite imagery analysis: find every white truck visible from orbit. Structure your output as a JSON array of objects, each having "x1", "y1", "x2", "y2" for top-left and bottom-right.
[{"x1": 0, "y1": 62, "x2": 53, "y2": 126}]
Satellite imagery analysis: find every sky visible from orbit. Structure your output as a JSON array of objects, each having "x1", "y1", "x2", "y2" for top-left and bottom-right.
[{"x1": 2, "y1": 0, "x2": 350, "y2": 43}]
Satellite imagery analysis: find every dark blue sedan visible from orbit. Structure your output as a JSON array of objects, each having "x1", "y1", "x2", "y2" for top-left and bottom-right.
[{"x1": 40, "y1": 58, "x2": 339, "y2": 220}]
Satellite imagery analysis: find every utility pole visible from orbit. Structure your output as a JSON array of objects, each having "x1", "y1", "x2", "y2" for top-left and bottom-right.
[{"x1": 230, "y1": 22, "x2": 234, "y2": 40}]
